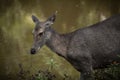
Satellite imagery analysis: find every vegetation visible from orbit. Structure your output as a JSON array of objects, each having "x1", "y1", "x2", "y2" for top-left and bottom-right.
[
  {"x1": 5, "y1": 62, "x2": 120, "y2": 80},
  {"x1": 6, "y1": 59, "x2": 73, "y2": 80},
  {"x1": 94, "y1": 64, "x2": 120, "y2": 80}
]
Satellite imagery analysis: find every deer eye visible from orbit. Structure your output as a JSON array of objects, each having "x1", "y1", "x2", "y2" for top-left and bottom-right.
[
  {"x1": 38, "y1": 32, "x2": 43, "y2": 37},
  {"x1": 45, "y1": 23, "x2": 49, "y2": 26}
]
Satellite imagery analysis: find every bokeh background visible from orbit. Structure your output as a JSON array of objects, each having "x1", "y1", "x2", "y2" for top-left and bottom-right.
[{"x1": 0, "y1": 0, "x2": 120, "y2": 80}]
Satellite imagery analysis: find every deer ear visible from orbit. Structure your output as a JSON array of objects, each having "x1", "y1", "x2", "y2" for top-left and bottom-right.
[
  {"x1": 32, "y1": 15, "x2": 39, "y2": 23},
  {"x1": 47, "y1": 14, "x2": 56, "y2": 23}
]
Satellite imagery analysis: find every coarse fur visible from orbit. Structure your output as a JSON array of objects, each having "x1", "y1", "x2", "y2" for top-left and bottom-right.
[{"x1": 31, "y1": 14, "x2": 120, "y2": 80}]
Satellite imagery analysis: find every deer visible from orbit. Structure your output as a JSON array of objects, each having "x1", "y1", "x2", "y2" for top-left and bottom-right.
[{"x1": 30, "y1": 13, "x2": 120, "y2": 80}]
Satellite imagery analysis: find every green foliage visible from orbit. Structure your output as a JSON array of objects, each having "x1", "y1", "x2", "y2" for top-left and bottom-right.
[
  {"x1": 6, "y1": 59, "x2": 120, "y2": 80},
  {"x1": 6, "y1": 60, "x2": 74, "y2": 80},
  {"x1": 32, "y1": 70, "x2": 56, "y2": 80},
  {"x1": 94, "y1": 64, "x2": 120, "y2": 80},
  {"x1": 46, "y1": 59, "x2": 58, "y2": 71},
  {"x1": 14, "y1": 63, "x2": 56, "y2": 80},
  {"x1": 62, "y1": 73, "x2": 72, "y2": 80}
]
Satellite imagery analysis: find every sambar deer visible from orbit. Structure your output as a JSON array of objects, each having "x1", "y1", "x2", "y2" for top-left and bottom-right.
[{"x1": 30, "y1": 13, "x2": 120, "y2": 80}]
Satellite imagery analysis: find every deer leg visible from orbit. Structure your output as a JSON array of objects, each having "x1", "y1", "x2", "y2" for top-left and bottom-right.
[
  {"x1": 79, "y1": 62, "x2": 94, "y2": 80},
  {"x1": 80, "y1": 71, "x2": 94, "y2": 80}
]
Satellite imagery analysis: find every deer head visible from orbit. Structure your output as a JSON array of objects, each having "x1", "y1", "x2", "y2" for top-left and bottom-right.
[{"x1": 30, "y1": 13, "x2": 56, "y2": 54}]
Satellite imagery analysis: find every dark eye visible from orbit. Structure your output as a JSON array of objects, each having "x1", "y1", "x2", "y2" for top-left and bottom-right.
[
  {"x1": 38, "y1": 32, "x2": 43, "y2": 37},
  {"x1": 46, "y1": 23, "x2": 49, "y2": 26}
]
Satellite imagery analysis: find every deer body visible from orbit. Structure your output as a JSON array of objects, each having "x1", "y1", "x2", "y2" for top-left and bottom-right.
[{"x1": 31, "y1": 14, "x2": 120, "y2": 80}]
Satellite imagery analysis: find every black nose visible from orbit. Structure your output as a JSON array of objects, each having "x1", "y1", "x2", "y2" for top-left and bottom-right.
[{"x1": 30, "y1": 48, "x2": 36, "y2": 54}]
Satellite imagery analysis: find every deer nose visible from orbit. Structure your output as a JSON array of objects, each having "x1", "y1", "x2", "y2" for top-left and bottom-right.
[{"x1": 30, "y1": 48, "x2": 36, "y2": 54}]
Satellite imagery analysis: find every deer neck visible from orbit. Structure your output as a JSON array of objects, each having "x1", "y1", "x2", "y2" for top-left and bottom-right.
[{"x1": 46, "y1": 28, "x2": 68, "y2": 58}]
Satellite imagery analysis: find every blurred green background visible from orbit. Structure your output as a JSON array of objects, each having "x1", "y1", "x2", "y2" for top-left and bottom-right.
[{"x1": 0, "y1": 0, "x2": 120, "y2": 80}]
